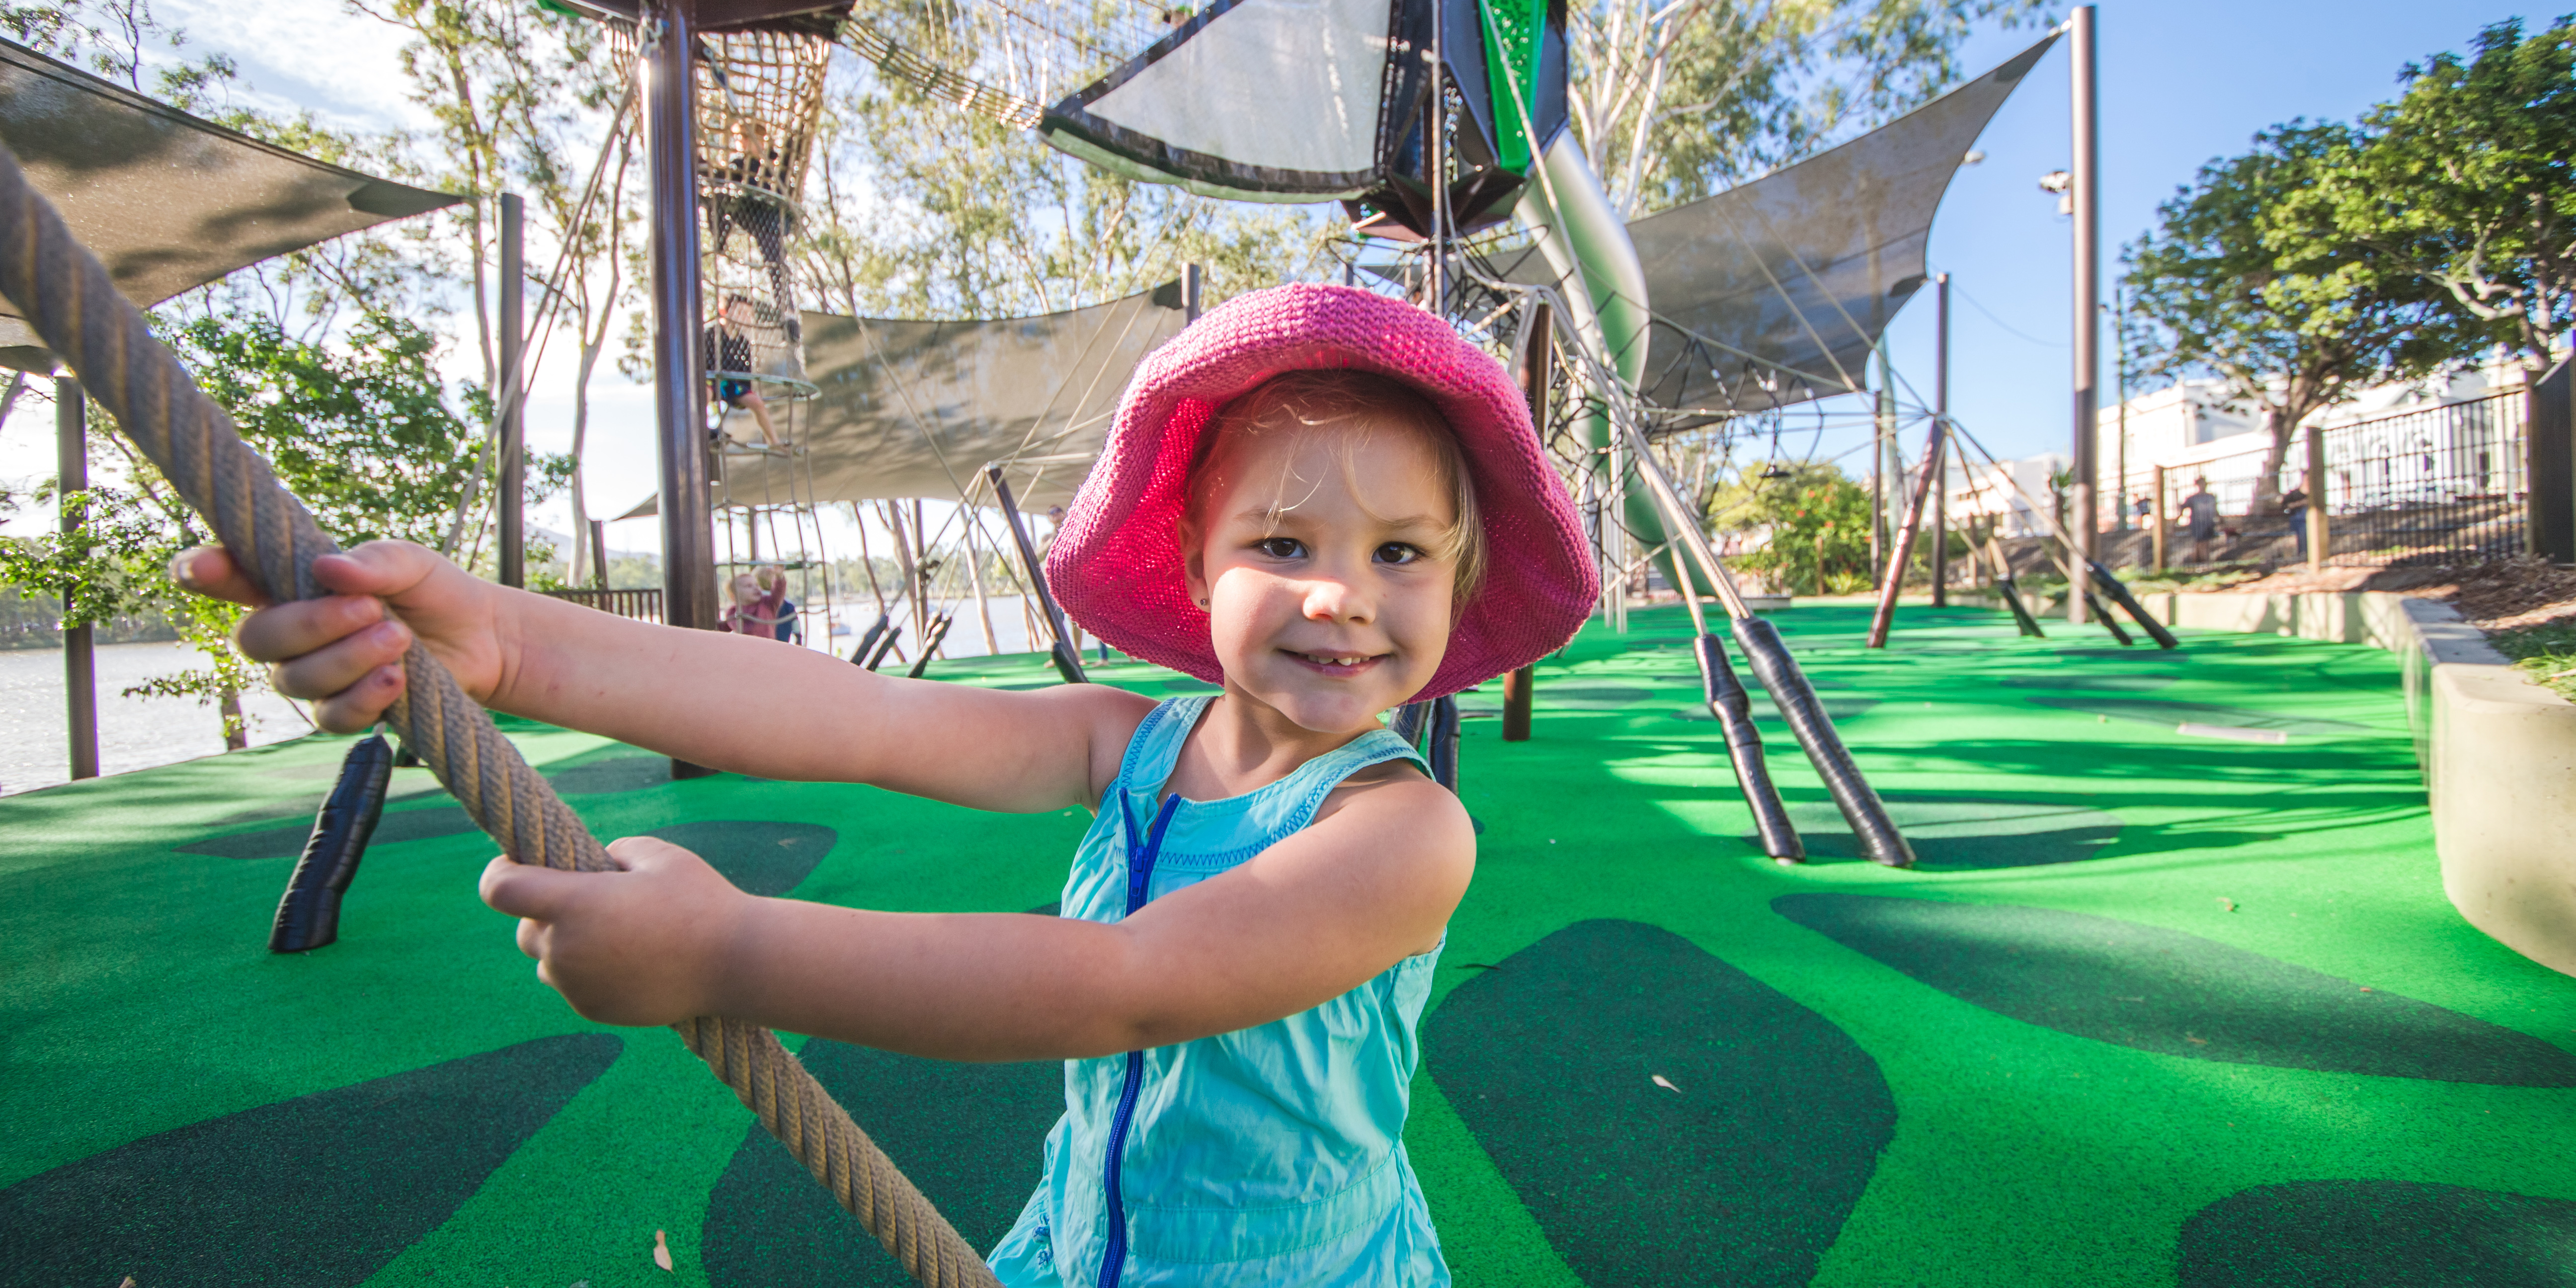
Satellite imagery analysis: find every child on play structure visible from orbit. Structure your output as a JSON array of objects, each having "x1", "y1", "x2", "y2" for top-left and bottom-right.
[{"x1": 175, "y1": 284, "x2": 1595, "y2": 1286}]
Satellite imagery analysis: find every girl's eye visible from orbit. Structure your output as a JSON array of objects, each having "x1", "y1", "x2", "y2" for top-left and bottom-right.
[
  {"x1": 1376, "y1": 542, "x2": 1422, "y2": 565},
  {"x1": 1255, "y1": 537, "x2": 1305, "y2": 560}
]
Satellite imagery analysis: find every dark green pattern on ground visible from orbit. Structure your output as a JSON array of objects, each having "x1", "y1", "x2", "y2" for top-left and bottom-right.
[
  {"x1": 1775, "y1": 894, "x2": 2576, "y2": 1084},
  {"x1": 0, "y1": 1034, "x2": 619, "y2": 1288},
  {"x1": 1422, "y1": 919, "x2": 1894, "y2": 1287},
  {"x1": 3, "y1": 604, "x2": 2571, "y2": 1287},
  {"x1": 641, "y1": 820, "x2": 836, "y2": 896},
  {"x1": 179, "y1": 802, "x2": 482, "y2": 859},
  {"x1": 1751, "y1": 796, "x2": 2124, "y2": 870},
  {"x1": 2177, "y1": 1181, "x2": 2576, "y2": 1287},
  {"x1": 701, "y1": 1041, "x2": 1063, "y2": 1285}
]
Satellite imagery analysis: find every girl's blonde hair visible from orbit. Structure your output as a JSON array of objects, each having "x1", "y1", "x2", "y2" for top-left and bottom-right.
[{"x1": 1179, "y1": 369, "x2": 1486, "y2": 604}]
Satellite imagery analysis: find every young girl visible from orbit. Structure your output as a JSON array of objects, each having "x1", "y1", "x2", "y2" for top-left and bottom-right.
[
  {"x1": 721, "y1": 564, "x2": 793, "y2": 640},
  {"x1": 181, "y1": 285, "x2": 1596, "y2": 1286}
]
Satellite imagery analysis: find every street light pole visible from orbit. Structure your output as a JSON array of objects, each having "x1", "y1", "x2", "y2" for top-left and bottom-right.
[{"x1": 2067, "y1": 3, "x2": 2099, "y2": 622}]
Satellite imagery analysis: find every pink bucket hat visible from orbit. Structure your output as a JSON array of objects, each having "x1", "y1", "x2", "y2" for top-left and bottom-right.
[{"x1": 1046, "y1": 282, "x2": 1598, "y2": 701}]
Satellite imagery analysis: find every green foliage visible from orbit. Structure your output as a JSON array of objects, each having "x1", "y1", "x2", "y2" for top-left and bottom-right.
[
  {"x1": 2276, "y1": 17, "x2": 2576, "y2": 370},
  {"x1": 164, "y1": 310, "x2": 530, "y2": 548},
  {"x1": 2123, "y1": 122, "x2": 2467, "y2": 510},
  {"x1": 2487, "y1": 619, "x2": 2576, "y2": 701},
  {"x1": 789, "y1": 73, "x2": 1331, "y2": 324},
  {"x1": 1572, "y1": 0, "x2": 2057, "y2": 216},
  {"x1": 1711, "y1": 462, "x2": 1875, "y2": 594}
]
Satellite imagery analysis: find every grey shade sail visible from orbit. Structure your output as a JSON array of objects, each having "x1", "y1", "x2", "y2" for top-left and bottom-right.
[
  {"x1": 699, "y1": 285, "x2": 1188, "y2": 511},
  {"x1": 1501, "y1": 33, "x2": 2055, "y2": 420},
  {"x1": 1039, "y1": 0, "x2": 1415, "y2": 202},
  {"x1": 0, "y1": 37, "x2": 462, "y2": 371}
]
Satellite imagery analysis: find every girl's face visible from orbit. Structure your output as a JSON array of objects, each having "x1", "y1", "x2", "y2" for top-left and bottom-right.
[
  {"x1": 729, "y1": 573, "x2": 761, "y2": 605},
  {"x1": 1184, "y1": 420, "x2": 1458, "y2": 736}
]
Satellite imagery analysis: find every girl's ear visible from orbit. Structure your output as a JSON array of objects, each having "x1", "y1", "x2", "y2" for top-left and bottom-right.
[{"x1": 1178, "y1": 518, "x2": 1210, "y2": 609}]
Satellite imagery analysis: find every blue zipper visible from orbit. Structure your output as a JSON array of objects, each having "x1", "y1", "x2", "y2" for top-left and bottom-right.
[{"x1": 1099, "y1": 792, "x2": 1180, "y2": 1288}]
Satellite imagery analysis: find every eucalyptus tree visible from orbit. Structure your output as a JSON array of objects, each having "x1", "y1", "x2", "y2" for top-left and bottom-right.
[
  {"x1": 2278, "y1": 17, "x2": 2576, "y2": 374},
  {"x1": 1569, "y1": 0, "x2": 2055, "y2": 217},
  {"x1": 2124, "y1": 123, "x2": 2464, "y2": 512}
]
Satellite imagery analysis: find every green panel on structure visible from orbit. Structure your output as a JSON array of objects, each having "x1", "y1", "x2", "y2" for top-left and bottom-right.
[{"x1": 1479, "y1": 0, "x2": 1549, "y2": 172}]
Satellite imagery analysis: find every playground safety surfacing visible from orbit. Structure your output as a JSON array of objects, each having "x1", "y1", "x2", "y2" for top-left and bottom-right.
[{"x1": 3, "y1": 602, "x2": 2572, "y2": 1288}]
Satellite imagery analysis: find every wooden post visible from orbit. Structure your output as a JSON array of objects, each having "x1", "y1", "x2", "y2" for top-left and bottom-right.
[
  {"x1": 588, "y1": 519, "x2": 608, "y2": 588},
  {"x1": 1502, "y1": 666, "x2": 1532, "y2": 742},
  {"x1": 2151, "y1": 465, "x2": 2169, "y2": 573},
  {"x1": 59, "y1": 376, "x2": 95, "y2": 781},
  {"x1": 2304, "y1": 422, "x2": 2329, "y2": 572},
  {"x1": 2526, "y1": 358, "x2": 2571, "y2": 562}
]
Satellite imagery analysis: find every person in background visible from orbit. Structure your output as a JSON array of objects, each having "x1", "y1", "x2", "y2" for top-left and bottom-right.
[
  {"x1": 2282, "y1": 484, "x2": 2311, "y2": 560},
  {"x1": 705, "y1": 294, "x2": 785, "y2": 450},
  {"x1": 2180, "y1": 478, "x2": 2221, "y2": 564},
  {"x1": 722, "y1": 565, "x2": 791, "y2": 639}
]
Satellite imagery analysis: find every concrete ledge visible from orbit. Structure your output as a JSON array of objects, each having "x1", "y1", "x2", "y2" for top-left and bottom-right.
[{"x1": 2148, "y1": 589, "x2": 2576, "y2": 977}]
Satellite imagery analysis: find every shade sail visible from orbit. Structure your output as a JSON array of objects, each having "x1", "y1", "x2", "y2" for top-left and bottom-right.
[
  {"x1": 0, "y1": 38, "x2": 461, "y2": 371},
  {"x1": 702, "y1": 285, "x2": 1188, "y2": 510},
  {"x1": 1501, "y1": 33, "x2": 2054, "y2": 419}
]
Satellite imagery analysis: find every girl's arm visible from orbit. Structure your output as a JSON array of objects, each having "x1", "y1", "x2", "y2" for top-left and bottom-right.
[
  {"x1": 481, "y1": 772, "x2": 1476, "y2": 1059},
  {"x1": 185, "y1": 540, "x2": 1148, "y2": 813}
]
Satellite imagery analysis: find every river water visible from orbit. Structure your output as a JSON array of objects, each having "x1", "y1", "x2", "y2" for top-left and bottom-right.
[
  {"x1": 0, "y1": 642, "x2": 311, "y2": 796},
  {"x1": 0, "y1": 597, "x2": 1063, "y2": 797}
]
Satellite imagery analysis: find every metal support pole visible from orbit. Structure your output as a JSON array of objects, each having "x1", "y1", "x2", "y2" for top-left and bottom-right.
[
  {"x1": 2112, "y1": 284, "x2": 2129, "y2": 532},
  {"x1": 644, "y1": 0, "x2": 713, "y2": 778},
  {"x1": 1931, "y1": 273, "x2": 1950, "y2": 607},
  {"x1": 589, "y1": 519, "x2": 608, "y2": 588},
  {"x1": 988, "y1": 468, "x2": 1088, "y2": 683},
  {"x1": 2068, "y1": 4, "x2": 2100, "y2": 621},
  {"x1": 1183, "y1": 262, "x2": 1204, "y2": 325},
  {"x1": 497, "y1": 192, "x2": 525, "y2": 587},
  {"x1": 2152, "y1": 464, "x2": 2168, "y2": 572},
  {"x1": 1506, "y1": 301, "x2": 1552, "y2": 742},
  {"x1": 59, "y1": 376, "x2": 95, "y2": 781},
  {"x1": 1870, "y1": 346, "x2": 1888, "y2": 582}
]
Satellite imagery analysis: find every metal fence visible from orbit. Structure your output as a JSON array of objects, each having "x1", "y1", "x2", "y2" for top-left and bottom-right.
[
  {"x1": 540, "y1": 587, "x2": 664, "y2": 622},
  {"x1": 2318, "y1": 392, "x2": 2524, "y2": 565},
  {"x1": 2138, "y1": 390, "x2": 2526, "y2": 568}
]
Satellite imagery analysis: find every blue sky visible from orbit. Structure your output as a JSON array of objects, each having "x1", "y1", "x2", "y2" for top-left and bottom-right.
[{"x1": 1877, "y1": 0, "x2": 2539, "y2": 469}]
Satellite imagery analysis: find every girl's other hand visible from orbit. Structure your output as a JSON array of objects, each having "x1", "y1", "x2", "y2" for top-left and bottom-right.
[
  {"x1": 479, "y1": 835, "x2": 751, "y2": 1027},
  {"x1": 173, "y1": 540, "x2": 506, "y2": 732}
]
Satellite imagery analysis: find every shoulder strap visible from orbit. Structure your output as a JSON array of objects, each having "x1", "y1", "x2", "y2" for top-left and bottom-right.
[
  {"x1": 1109, "y1": 694, "x2": 1214, "y2": 802},
  {"x1": 1262, "y1": 726, "x2": 1431, "y2": 838}
]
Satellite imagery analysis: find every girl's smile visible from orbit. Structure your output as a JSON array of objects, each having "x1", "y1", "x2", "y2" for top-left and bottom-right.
[{"x1": 1186, "y1": 419, "x2": 1459, "y2": 739}]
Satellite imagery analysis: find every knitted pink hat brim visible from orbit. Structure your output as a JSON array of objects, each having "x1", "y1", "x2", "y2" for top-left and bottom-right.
[{"x1": 1046, "y1": 283, "x2": 1598, "y2": 701}]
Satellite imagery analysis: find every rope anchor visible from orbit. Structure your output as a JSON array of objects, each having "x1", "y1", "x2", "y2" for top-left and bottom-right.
[{"x1": 0, "y1": 141, "x2": 997, "y2": 1288}]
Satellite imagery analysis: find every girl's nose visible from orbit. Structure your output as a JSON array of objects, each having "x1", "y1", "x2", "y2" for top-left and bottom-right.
[{"x1": 1301, "y1": 574, "x2": 1371, "y2": 625}]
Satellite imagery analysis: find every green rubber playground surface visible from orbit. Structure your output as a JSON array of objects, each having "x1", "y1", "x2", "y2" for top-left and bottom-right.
[{"x1": 4, "y1": 601, "x2": 2573, "y2": 1287}]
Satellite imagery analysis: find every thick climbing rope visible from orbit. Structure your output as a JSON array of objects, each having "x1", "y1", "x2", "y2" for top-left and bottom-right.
[{"x1": 0, "y1": 144, "x2": 1000, "y2": 1288}]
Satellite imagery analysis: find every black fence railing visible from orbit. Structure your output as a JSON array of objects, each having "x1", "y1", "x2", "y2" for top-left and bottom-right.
[
  {"x1": 2319, "y1": 391, "x2": 2525, "y2": 566},
  {"x1": 2135, "y1": 389, "x2": 2527, "y2": 569}
]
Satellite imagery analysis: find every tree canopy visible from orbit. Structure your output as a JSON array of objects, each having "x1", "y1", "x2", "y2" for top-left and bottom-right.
[
  {"x1": 2278, "y1": 16, "x2": 2576, "y2": 373},
  {"x1": 2125, "y1": 124, "x2": 2475, "y2": 509}
]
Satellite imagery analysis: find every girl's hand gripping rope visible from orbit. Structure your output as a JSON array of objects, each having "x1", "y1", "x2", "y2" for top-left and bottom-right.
[{"x1": 175, "y1": 540, "x2": 509, "y2": 731}]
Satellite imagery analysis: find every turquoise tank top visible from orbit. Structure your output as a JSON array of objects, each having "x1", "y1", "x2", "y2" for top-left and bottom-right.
[{"x1": 986, "y1": 695, "x2": 1451, "y2": 1287}]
